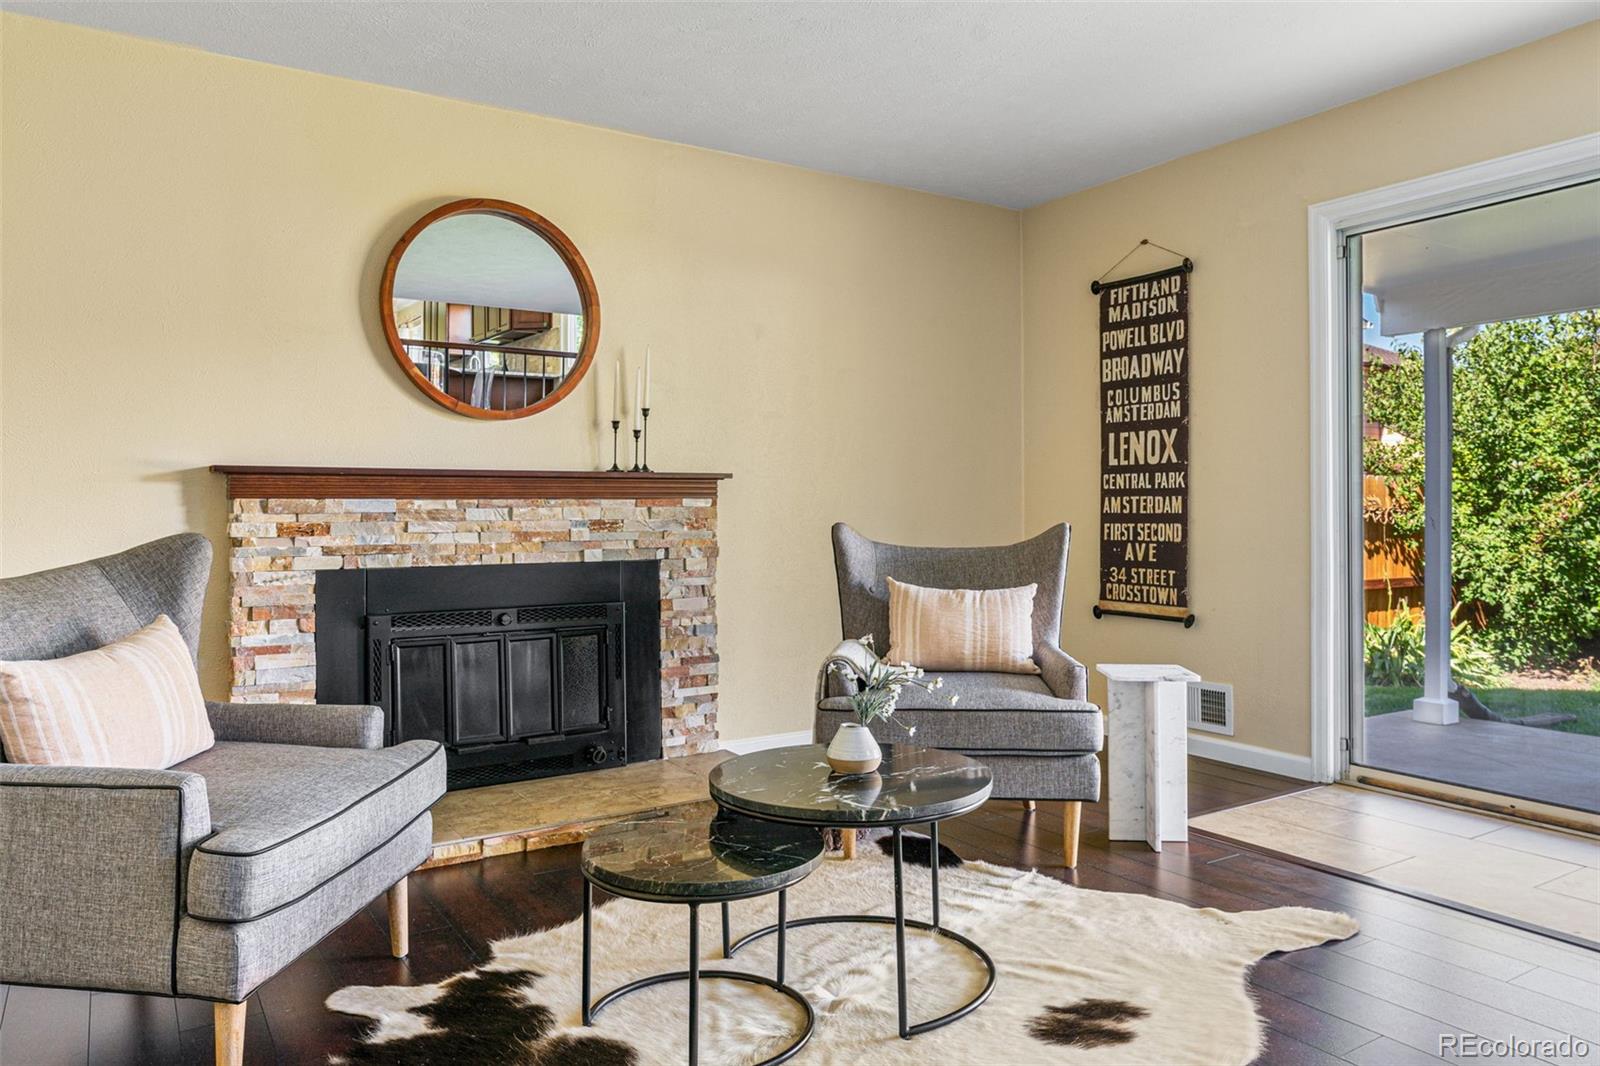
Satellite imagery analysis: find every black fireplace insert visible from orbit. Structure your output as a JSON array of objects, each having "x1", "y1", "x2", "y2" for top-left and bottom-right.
[{"x1": 316, "y1": 560, "x2": 662, "y2": 790}]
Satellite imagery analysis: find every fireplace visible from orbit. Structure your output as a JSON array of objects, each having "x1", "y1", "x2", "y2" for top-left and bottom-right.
[
  {"x1": 213, "y1": 466, "x2": 729, "y2": 774},
  {"x1": 315, "y1": 560, "x2": 662, "y2": 790}
]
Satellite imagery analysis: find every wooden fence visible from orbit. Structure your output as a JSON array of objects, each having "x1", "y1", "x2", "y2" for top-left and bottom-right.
[{"x1": 1363, "y1": 474, "x2": 1422, "y2": 626}]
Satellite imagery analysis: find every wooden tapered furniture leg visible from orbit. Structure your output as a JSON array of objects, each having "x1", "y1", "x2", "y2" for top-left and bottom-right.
[
  {"x1": 214, "y1": 1002, "x2": 246, "y2": 1066},
  {"x1": 841, "y1": 828, "x2": 857, "y2": 859},
  {"x1": 1063, "y1": 801, "x2": 1083, "y2": 868},
  {"x1": 1024, "y1": 800, "x2": 1037, "y2": 812},
  {"x1": 388, "y1": 878, "x2": 410, "y2": 959}
]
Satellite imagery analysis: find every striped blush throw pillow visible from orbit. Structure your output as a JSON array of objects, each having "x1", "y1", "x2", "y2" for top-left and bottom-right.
[
  {"x1": 0, "y1": 614, "x2": 214, "y2": 769},
  {"x1": 885, "y1": 577, "x2": 1041, "y2": 675}
]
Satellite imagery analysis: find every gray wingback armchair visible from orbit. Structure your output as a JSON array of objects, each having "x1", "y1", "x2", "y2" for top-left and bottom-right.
[
  {"x1": 815, "y1": 523, "x2": 1102, "y2": 866},
  {"x1": 0, "y1": 534, "x2": 445, "y2": 1066}
]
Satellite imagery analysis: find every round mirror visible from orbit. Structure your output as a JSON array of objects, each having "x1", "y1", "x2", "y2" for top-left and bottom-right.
[{"x1": 380, "y1": 199, "x2": 600, "y2": 419}]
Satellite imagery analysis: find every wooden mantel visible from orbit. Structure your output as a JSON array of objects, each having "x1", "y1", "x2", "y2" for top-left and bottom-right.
[{"x1": 211, "y1": 465, "x2": 731, "y2": 500}]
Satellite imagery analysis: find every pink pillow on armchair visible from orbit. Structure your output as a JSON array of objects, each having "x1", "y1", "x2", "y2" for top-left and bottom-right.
[
  {"x1": 0, "y1": 614, "x2": 214, "y2": 768},
  {"x1": 885, "y1": 577, "x2": 1040, "y2": 674}
]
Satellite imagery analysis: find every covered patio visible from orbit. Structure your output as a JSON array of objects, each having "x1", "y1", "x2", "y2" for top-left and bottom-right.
[
  {"x1": 1363, "y1": 711, "x2": 1600, "y2": 812},
  {"x1": 1357, "y1": 182, "x2": 1600, "y2": 816}
]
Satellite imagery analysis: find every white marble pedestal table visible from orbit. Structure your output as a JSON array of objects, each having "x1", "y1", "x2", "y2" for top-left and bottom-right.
[{"x1": 1097, "y1": 664, "x2": 1200, "y2": 852}]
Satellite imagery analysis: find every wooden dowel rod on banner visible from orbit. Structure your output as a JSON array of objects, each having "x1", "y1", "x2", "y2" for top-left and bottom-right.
[
  {"x1": 1093, "y1": 604, "x2": 1196, "y2": 628},
  {"x1": 1089, "y1": 260, "x2": 1194, "y2": 295}
]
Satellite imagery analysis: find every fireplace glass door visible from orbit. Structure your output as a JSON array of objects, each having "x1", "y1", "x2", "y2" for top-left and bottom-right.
[{"x1": 375, "y1": 603, "x2": 627, "y2": 789}]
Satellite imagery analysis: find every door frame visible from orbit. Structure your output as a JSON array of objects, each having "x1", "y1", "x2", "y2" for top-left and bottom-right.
[{"x1": 1305, "y1": 133, "x2": 1600, "y2": 783}]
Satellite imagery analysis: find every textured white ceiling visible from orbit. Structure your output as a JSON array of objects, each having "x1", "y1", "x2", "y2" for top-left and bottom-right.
[{"x1": 8, "y1": 1, "x2": 1596, "y2": 208}]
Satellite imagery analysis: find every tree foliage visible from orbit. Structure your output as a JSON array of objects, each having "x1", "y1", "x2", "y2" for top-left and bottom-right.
[{"x1": 1363, "y1": 312, "x2": 1600, "y2": 665}]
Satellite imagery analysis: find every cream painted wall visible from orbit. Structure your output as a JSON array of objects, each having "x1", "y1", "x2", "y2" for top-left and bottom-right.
[
  {"x1": 5, "y1": 13, "x2": 1597, "y2": 763},
  {"x1": 1020, "y1": 22, "x2": 1600, "y2": 760},
  {"x1": 0, "y1": 15, "x2": 1024, "y2": 740}
]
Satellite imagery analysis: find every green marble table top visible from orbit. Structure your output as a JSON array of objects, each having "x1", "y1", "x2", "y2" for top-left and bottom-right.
[
  {"x1": 709, "y1": 744, "x2": 992, "y2": 826},
  {"x1": 580, "y1": 801, "x2": 824, "y2": 901}
]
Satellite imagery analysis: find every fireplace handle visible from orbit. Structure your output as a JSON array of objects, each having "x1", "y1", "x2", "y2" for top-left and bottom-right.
[{"x1": 453, "y1": 741, "x2": 509, "y2": 755}]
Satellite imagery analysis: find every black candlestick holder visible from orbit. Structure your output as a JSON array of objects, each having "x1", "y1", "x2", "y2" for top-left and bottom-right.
[
  {"x1": 631, "y1": 428, "x2": 643, "y2": 472},
  {"x1": 641, "y1": 407, "x2": 653, "y2": 473},
  {"x1": 608, "y1": 419, "x2": 622, "y2": 472}
]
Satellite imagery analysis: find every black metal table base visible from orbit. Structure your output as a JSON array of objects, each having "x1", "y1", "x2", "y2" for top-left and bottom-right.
[
  {"x1": 582, "y1": 884, "x2": 815, "y2": 1066},
  {"x1": 724, "y1": 823, "x2": 996, "y2": 1039}
]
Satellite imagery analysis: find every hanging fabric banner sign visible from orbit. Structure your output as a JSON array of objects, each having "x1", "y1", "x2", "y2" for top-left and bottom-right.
[{"x1": 1097, "y1": 264, "x2": 1191, "y2": 623}]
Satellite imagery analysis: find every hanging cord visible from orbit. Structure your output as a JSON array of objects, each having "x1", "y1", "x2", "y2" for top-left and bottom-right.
[{"x1": 1090, "y1": 238, "x2": 1194, "y2": 294}]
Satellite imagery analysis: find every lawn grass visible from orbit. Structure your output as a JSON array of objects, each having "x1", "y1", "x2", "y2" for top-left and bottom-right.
[{"x1": 1365, "y1": 685, "x2": 1600, "y2": 736}]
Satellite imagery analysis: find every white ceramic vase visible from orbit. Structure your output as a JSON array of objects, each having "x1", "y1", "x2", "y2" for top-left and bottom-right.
[{"x1": 826, "y1": 721, "x2": 883, "y2": 775}]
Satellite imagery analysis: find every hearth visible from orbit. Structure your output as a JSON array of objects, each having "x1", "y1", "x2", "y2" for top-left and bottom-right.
[{"x1": 315, "y1": 560, "x2": 662, "y2": 790}]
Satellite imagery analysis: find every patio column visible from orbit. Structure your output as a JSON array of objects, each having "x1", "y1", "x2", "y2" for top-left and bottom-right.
[{"x1": 1411, "y1": 325, "x2": 1459, "y2": 725}]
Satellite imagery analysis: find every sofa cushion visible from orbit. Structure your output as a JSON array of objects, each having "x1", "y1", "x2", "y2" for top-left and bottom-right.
[
  {"x1": 181, "y1": 739, "x2": 444, "y2": 922},
  {"x1": 818, "y1": 671, "x2": 1102, "y2": 753}
]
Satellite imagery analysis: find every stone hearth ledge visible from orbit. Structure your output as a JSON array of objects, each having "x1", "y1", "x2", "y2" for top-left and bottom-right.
[
  {"x1": 424, "y1": 751, "x2": 732, "y2": 869},
  {"x1": 213, "y1": 466, "x2": 731, "y2": 759}
]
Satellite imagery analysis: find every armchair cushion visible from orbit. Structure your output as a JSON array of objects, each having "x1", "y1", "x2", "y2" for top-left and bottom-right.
[
  {"x1": 177, "y1": 812, "x2": 433, "y2": 1002},
  {"x1": 181, "y1": 739, "x2": 443, "y2": 921},
  {"x1": 818, "y1": 670, "x2": 1102, "y2": 753},
  {"x1": 899, "y1": 671, "x2": 1095, "y2": 712}
]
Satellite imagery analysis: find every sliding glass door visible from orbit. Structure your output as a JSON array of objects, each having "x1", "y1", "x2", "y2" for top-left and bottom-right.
[{"x1": 1347, "y1": 181, "x2": 1600, "y2": 813}]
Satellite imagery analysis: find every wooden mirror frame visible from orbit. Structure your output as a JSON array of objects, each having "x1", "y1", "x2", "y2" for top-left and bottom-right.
[{"x1": 379, "y1": 198, "x2": 601, "y2": 420}]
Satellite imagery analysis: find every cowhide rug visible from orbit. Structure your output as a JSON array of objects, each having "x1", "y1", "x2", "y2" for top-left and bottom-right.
[{"x1": 328, "y1": 842, "x2": 1356, "y2": 1064}]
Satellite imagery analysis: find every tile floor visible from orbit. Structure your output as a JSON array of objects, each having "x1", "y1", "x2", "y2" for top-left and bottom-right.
[{"x1": 1191, "y1": 784, "x2": 1600, "y2": 942}]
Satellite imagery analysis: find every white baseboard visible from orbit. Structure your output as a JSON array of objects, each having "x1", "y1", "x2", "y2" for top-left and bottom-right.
[
  {"x1": 717, "y1": 729, "x2": 813, "y2": 755},
  {"x1": 1188, "y1": 734, "x2": 1316, "y2": 782}
]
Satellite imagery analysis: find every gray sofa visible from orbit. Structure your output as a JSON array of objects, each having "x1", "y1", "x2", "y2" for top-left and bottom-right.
[
  {"x1": 815, "y1": 523, "x2": 1102, "y2": 866},
  {"x1": 0, "y1": 534, "x2": 445, "y2": 1066}
]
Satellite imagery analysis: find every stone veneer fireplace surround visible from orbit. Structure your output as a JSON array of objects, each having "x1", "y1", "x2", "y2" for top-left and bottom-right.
[{"x1": 213, "y1": 467, "x2": 731, "y2": 758}]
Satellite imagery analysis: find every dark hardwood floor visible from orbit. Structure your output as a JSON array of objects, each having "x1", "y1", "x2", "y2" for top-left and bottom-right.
[{"x1": 2, "y1": 757, "x2": 1595, "y2": 1065}]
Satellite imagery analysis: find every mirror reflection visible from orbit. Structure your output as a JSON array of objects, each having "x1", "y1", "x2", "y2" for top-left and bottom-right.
[{"x1": 390, "y1": 212, "x2": 587, "y2": 414}]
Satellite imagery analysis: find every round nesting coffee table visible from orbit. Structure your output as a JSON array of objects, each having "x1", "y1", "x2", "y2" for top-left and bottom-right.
[
  {"x1": 580, "y1": 804, "x2": 824, "y2": 1066},
  {"x1": 708, "y1": 744, "x2": 995, "y2": 1039}
]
